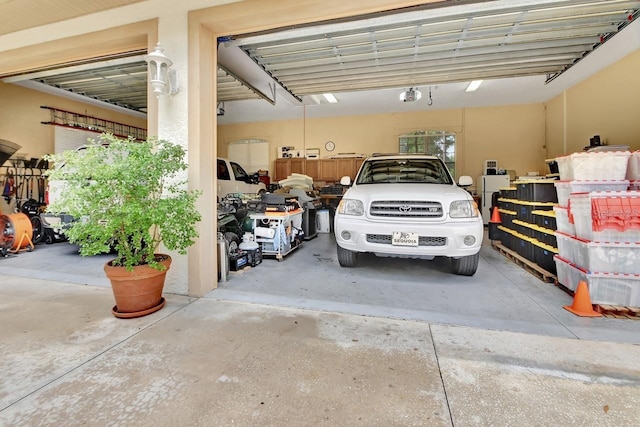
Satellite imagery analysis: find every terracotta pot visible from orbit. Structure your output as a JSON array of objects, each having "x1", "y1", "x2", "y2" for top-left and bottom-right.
[{"x1": 104, "y1": 254, "x2": 171, "y2": 318}]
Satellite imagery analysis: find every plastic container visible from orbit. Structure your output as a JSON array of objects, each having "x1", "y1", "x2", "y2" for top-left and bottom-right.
[
  {"x1": 500, "y1": 187, "x2": 517, "y2": 199},
  {"x1": 626, "y1": 151, "x2": 640, "y2": 180},
  {"x1": 557, "y1": 230, "x2": 640, "y2": 274},
  {"x1": 556, "y1": 151, "x2": 631, "y2": 181},
  {"x1": 536, "y1": 226, "x2": 557, "y2": 248},
  {"x1": 513, "y1": 200, "x2": 555, "y2": 223},
  {"x1": 555, "y1": 231, "x2": 585, "y2": 266},
  {"x1": 515, "y1": 235, "x2": 535, "y2": 262},
  {"x1": 498, "y1": 198, "x2": 515, "y2": 212},
  {"x1": 498, "y1": 209, "x2": 516, "y2": 230},
  {"x1": 586, "y1": 272, "x2": 640, "y2": 306},
  {"x1": 557, "y1": 255, "x2": 640, "y2": 306},
  {"x1": 554, "y1": 255, "x2": 640, "y2": 307},
  {"x1": 533, "y1": 209, "x2": 556, "y2": 230},
  {"x1": 569, "y1": 191, "x2": 640, "y2": 241},
  {"x1": 554, "y1": 255, "x2": 584, "y2": 292},
  {"x1": 498, "y1": 226, "x2": 528, "y2": 252},
  {"x1": 585, "y1": 240, "x2": 640, "y2": 274},
  {"x1": 514, "y1": 179, "x2": 558, "y2": 203},
  {"x1": 553, "y1": 206, "x2": 575, "y2": 236},
  {"x1": 532, "y1": 239, "x2": 558, "y2": 274},
  {"x1": 513, "y1": 219, "x2": 535, "y2": 238},
  {"x1": 498, "y1": 226, "x2": 514, "y2": 250},
  {"x1": 554, "y1": 180, "x2": 630, "y2": 207}
]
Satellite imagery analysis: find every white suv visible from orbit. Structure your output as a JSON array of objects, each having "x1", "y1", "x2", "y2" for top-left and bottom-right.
[{"x1": 334, "y1": 154, "x2": 483, "y2": 275}]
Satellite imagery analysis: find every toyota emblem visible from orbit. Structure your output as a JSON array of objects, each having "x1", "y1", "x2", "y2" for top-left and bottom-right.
[{"x1": 399, "y1": 205, "x2": 412, "y2": 213}]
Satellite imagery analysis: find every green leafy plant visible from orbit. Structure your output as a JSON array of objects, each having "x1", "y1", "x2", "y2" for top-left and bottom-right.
[{"x1": 45, "y1": 134, "x2": 201, "y2": 270}]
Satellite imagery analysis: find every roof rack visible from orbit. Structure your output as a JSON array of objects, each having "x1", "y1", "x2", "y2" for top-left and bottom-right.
[{"x1": 370, "y1": 153, "x2": 434, "y2": 157}]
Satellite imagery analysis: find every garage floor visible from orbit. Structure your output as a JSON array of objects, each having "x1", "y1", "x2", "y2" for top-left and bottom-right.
[
  {"x1": 0, "y1": 232, "x2": 638, "y2": 344},
  {"x1": 2, "y1": 234, "x2": 640, "y2": 425}
]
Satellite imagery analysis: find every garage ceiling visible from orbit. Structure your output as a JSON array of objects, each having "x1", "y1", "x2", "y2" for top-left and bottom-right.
[
  {"x1": 1, "y1": 0, "x2": 638, "y2": 116},
  {"x1": 2, "y1": 57, "x2": 274, "y2": 114},
  {"x1": 229, "y1": 0, "x2": 639, "y2": 99}
]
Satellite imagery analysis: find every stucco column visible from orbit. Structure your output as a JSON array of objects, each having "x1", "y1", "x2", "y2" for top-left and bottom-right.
[{"x1": 149, "y1": 12, "x2": 217, "y2": 296}]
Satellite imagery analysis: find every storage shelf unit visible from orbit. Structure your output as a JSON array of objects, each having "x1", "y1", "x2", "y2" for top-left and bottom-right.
[
  {"x1": 496, "y1": 179, "x2": 558, "y2": 274},
  {"x1": 250, "y1": 209, "x2": 304, "y2": 261}
]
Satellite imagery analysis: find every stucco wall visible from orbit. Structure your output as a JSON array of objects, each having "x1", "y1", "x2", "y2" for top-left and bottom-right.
[
  {"x1": 218, "y1": 103, "x2": 547, "y2": 185},
  {"x1": 545, "y1": 49, "x2": 640, "y2": 156},
  {"x1": 0, "y1": 82, "x2": 147, "y2": 159}
]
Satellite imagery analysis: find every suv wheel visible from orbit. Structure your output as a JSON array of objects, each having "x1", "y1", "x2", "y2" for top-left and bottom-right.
[
  {"x1": 337, "y1": 244, "x2": 357, "y2": 267},
  {"x1": 451, "y1": 252, "x2": 479, "y2": 276}
]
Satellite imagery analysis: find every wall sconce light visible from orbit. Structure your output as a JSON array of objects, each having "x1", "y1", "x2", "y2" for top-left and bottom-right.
[{"x1": 144, "y1": 42, "x2": 179, "y2": 97}]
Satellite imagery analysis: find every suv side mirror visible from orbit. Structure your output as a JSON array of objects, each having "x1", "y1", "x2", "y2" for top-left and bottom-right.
[
  {"x1": 458, "y1": 176, "x2": 473, "y2": 187},
  {"x1": 340, "y1": 176, "x2": 351, "y2": 186}
]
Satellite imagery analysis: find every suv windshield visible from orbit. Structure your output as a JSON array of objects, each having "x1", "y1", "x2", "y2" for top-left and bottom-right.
[{"x1": 356, "y1": 158, "x2": 453, "y2": 185}]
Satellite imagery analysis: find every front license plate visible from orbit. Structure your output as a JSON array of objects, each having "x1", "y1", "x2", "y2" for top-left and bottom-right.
[{"x1": 392, "y1": 231, "x2": 419, "y2": 246}]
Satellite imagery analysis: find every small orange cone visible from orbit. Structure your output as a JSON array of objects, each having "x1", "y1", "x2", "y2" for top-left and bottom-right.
[
  {"x1": 563, "y1": 281, "x2": 602, "y2": 317},
  {"x1": 489, "y1": 206, "x2": 501, "y2": 224}
]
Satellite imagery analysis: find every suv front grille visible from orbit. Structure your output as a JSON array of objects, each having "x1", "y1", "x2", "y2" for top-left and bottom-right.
[
  {"x1": 370, "y1": 200, "x2": 443, "y2": 218},
  {"x1": 366, "y1": 234, "x2": 447, "y2": 246}
]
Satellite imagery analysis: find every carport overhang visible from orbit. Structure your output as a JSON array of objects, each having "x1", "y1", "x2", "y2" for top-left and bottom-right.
[{"x1": 0, "y1": 0, "x2": 441, "y2": 296}]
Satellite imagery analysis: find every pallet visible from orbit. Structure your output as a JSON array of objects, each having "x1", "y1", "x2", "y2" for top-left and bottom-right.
[
  {"x1": 595, "y1": 305, "x2": 640, "y2": 320},
  {"x1": 491, "y1": 241, "x2": 556, "y2": 283}
]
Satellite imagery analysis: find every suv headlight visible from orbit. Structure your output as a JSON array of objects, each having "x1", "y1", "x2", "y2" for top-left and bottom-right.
[
  {"x1": 337, "y1": 199, "x2": 364, "y2": 216},
  {"x1": 449, "y1": 200, "x2": 477, "y2": 218}
]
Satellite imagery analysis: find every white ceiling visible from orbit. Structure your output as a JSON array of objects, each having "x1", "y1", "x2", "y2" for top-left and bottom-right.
[
  {"x1": 1, "y1": 0, "x2": 639, "y2": 125},
  {"x1": 217, "y1": 14, "x2": 640, "y2": 125},
  {"x1": 216, "y1": 0, "x2": 640, "y2": 124}
]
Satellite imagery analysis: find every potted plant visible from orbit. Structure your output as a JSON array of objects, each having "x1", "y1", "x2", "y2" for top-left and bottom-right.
[{"x1": 45, "y1": 133, "x2": 201, "y2": 318}]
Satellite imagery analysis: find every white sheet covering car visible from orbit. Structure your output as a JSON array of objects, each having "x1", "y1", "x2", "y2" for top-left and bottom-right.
[{"x1": 334, "y1": 154, "x2": 483, "y2": 275}]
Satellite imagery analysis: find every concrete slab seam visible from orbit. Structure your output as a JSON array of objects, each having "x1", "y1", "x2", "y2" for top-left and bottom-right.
[{"x1": 428, "y1": 323, "x2": 455, "y2": 426}]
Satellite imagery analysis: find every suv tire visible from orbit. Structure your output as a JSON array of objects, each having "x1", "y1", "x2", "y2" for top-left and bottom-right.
[
  {"x1": 337, "y1": 244, "x2": 357, "y2": 267},
  {"x1": 451, "y1": 252, "x2": 479, "y2": 276}
]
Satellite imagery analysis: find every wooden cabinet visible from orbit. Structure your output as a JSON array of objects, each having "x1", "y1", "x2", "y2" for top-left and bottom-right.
[
  {"x1": 336, "y1": 159, "x2": 355, "y2": 180},
  {"x1": 305, "y1": 160, "x2": 320, "y2": 180},
  {"x1": 319, "y1": 159, "x2": 338, "y2": 181},
  {"x1": 274, "y1": 158, "x2": 305, "y2": 181},
  {"x1": 273, "y1": 157, "x2": 365, "y2": 182}
]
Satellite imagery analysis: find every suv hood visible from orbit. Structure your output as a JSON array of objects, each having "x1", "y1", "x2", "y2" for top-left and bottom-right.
[{"x1": 345, "y1": 182, "x2": 472, "y2": 202}]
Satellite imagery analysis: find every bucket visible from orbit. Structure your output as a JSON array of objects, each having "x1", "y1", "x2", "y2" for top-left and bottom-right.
[{"x1": 1, "y1": 213, "x2": 33, "y2": 250}]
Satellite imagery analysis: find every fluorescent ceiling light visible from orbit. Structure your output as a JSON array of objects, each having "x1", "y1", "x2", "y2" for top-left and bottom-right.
[
  {"x1": 323, "y1": 93, "x2": 338, "y2": 103},
  {"x1": 465, "y1": 80, "x2": 483, "y2": 92}
]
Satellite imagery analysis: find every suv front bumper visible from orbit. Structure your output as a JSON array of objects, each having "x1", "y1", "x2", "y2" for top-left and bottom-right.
[{"x1": 334, "y1": 216, "x2": 483, "y2": 258}]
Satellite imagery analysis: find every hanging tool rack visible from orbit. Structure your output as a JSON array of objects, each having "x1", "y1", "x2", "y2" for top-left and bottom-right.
[
  {"x1": 40, "y1": 106, "x2": 147, "y2": 141},
  {"x1": 1, "y1": 156, "x2": 49, "y2": 214}
]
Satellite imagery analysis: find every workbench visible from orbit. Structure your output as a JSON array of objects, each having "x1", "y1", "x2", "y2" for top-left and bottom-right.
[{"x1": 250, "y1": 209, "x2": 304, "y2": 260}]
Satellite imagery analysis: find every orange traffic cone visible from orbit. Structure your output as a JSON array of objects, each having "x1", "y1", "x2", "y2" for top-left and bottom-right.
[
  {"x1": 563, "y1": 281, "x2": 602, "y2": 317},
  {"x1": 488, "y1": 206, "x2": 502, "y2": 241},
  {"x1": 489, "y1": 206, "x2": 501, "y2": 224}
]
